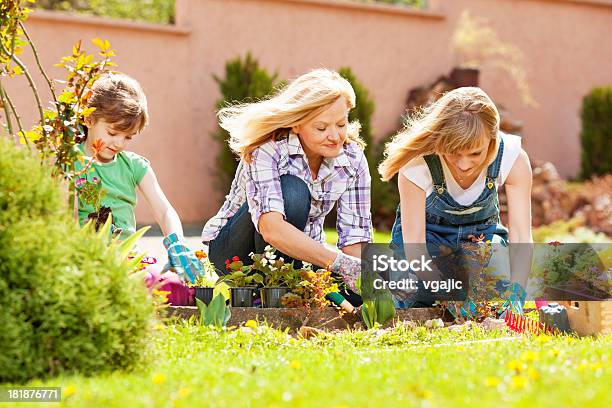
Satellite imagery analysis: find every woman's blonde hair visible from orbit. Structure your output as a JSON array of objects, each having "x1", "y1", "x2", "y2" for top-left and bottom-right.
[
  {"x1": 378, "y1": 87, "x2": 500, "y2": 181},
  {"x1": 219, "y1": 68, "x2": 364, "y2": 161}
]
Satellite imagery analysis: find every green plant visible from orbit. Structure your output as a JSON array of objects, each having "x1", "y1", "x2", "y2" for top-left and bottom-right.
[
  {"x1": 249, "y1": 245, "x2": 302, "y2": 287},
  {"x1": 211, "y1": 53, "x2": 280, "y2": 194},
  {"x1": 35, "y1": 0, "x2": 176, "y2": 24},
  {"x1": 196, "y1": 294, "x2": 231, "y2": 328},
  {"x1": 0, "y1": 136, "x2": 155, "y2": 383},
  {"x1": 580, "y1": 86, "x2": 612, "y2": 179},
  {"x1": 221, "y1": 256, "x2": 264, "y2": 287},
  {"x1": 358, "y1": 273, "x2": 396, "y2": 329}
]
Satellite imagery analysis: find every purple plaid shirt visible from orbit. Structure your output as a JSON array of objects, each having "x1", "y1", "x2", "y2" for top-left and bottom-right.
[{"x1": 201, "y1": 133, "x2": 372, "y2": 248}]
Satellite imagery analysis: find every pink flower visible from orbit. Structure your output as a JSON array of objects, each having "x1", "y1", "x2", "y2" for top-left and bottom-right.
[
  {"x1": 92, "y1": 177, "x2": 99, "y2": 183},
  {"x1": 75, "y1": 177, "x2": 86, "y2": 188}
]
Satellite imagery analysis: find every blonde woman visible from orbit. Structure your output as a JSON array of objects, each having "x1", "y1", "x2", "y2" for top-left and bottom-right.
[
  {"x1": 379, "y1": 87, "x2": 533, "y2": 313},
  {"x1": 201, "y1": 69, "x2": 370, "y2": 300}
]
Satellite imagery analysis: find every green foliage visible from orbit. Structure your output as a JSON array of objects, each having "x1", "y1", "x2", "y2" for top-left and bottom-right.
[
  {"x1": 532, "y1": 218, "x2": 611, "y2": 243},
  {"x1": 221, "y1": 257, "x2": 264, "y2": 287},
  {"x1": 580, "y1": 86, "x2": 612, "y2": 179},
  {"x1": 196, "y1": 294, "x2": 231, "y2": 328},
  {"x1": 212, "y1": 53, "x2": 280, "y2": 194},
  {"x1": 338, "y1": 67, "x2": 374, "y2": 158},
  {"x1": 359, "y1": 273, "x2": 396, "y2": 329},
  {"x1": 0, "y1": 137, "x2": 155, "y2": 383},
  {"x1": 35, "y1": 0, "x2": 175, "y2": 24}
]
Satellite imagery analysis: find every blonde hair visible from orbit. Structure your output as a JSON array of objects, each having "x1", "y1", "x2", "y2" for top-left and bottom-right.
[
  {"x1": 87, "y1": 73, "x2": 149, "y2": 134},
  {"x1": 378, "y1": 87, "x2": 500, "y2": 181},
  {"x1": 218, "y1": 68, "x2": 364, "y2": 161}
]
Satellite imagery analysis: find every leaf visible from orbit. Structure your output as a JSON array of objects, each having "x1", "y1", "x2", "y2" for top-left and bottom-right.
[
  {"x1": 96, "y1": 214, "x2": 113, "y2": 241},
  {"x1": 81, "y1": 107, "x2": 96, "y2": 117},
  {"x1": 116, "y1": 226, "x2": 150, "y2": 260},
  {"x1": 72, "y1": 40, "x2": 81, "y2": 56},
  {"x1": 58, "y1": 90, "x2": 76, "y2": 104},
  {"x1": 12, "y1": 65, "x2": 23, "y2": 75},
  {"x1": 92, "y1": 38, "x2": 111, "y2": 52},
  {"x1": 196, "y1": 298, "x2": 207, "y2": 323},
  {"x1": 18, "y1": 130, "x2": 41, "y2": 144}
]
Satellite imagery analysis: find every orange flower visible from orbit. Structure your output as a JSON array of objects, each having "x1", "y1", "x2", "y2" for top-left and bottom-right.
[
  {"x1": 92, "y1": 139, "x2": 105, "y2": 154},
  {"x1": 195, "y1": 250, "x2": 207, "y2": 260}
]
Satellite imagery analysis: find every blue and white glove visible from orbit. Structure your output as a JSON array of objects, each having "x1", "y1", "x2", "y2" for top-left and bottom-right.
[
  {"x1": 163, "y1": 233, "x2": 204, "y2": 284},
  {"x1": 496, "y1": 280, "x2": 527, "y2": 317}
]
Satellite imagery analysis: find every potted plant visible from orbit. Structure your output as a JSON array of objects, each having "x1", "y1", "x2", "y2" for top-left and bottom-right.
[
  {"x1": 221, "y1": 256, "x2": 263, "y2": 307},
  {"x1": 250, "y1": 246, "x2": 297, "y2": 308},
  {"x1": 188, "y1": 251, "x2": 220, "y2": 306},
  {"x1": 451, "y1": 10, "x2": 536, "y2": 106},
  {"x1": 76, "y1": 175, "x2": 112, "y2": 232}
]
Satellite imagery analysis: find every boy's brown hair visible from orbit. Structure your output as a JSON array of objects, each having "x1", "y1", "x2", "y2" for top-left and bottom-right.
[{"x1": 87, "y1": 73, "x2": 149, "y2": 134}]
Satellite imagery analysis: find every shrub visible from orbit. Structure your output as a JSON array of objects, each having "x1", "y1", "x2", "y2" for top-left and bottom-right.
[
  {"x1": 0, "y1": 138, "x2": 155, "y2": 383},
  {"x1": 211, "y1": 53, "x2": 280, "y2": 195},
  {"x1": 580, "y1": 86, "x2": 612, "y2": 179}
]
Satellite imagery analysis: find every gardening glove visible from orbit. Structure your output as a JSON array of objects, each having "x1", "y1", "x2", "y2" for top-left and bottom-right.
[
  {"x1": 163, "y1": 233, "x2": 205, "y2": 284},
  {"x1": 329, "y1": 252, "x2": 361, "y2": 293},
  {"x1": 496, "y1": 280, "x2": 527, "y2": 317}
]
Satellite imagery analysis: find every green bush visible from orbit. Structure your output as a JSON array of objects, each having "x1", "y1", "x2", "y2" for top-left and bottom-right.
[
  {"x1": 212, "y1": 53, "x2": 280, "y2": 195},
  {"x1": 580, "y1": 86, "x2": 612, "y2": 179},
  {"x1": 0, "y1": 138, "x2": 155, "y2": 383},
  {"x1": 36, "y1": 0, "x2": 175, "y2": 24}
]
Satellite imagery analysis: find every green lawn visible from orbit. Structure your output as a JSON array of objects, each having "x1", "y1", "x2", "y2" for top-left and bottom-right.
[
  {"x1": 325, "y1": 228, "x2": 391, "y2": 245},
  {"x1": 24, "y1": 323, "x2": 612, "y2": 407}
]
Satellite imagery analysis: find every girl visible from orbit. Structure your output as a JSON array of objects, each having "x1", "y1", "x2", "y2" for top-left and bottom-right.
[
  {"x1": 379, "y1": 87, "x2": 533, "y2": 313},
  {"x1": 76, "y1": 73, "x2": 203, "y2": 303},
  {"x1": 201, "y1": 69, "x2": 367, "y2": 300}
]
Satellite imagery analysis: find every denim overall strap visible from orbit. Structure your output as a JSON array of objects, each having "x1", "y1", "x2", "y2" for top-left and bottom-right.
[
  {"x1": 485, "y1": 138, "x2": 505, "y2": 190},
  {"x1": 423, "y1": 154, "x2": 446, "y2": 195}
]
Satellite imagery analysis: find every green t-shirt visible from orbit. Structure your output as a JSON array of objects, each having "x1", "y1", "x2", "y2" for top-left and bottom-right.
[{"x1": 75, "y1": 144, "x2": 150, "y2": 237}]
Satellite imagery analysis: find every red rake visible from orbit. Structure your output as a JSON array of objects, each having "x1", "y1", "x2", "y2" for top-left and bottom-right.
[{"x1": 504, "y1": 310, "x2": 551, "y2": 335}]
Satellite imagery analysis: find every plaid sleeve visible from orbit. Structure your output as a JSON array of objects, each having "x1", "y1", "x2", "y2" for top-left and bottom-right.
[
  {"x1": 336, "y1": 151, "x2": 373, "y2": 248},
  {"x1": 244, "y1": 142, "x2": 286, "y2": 233}
]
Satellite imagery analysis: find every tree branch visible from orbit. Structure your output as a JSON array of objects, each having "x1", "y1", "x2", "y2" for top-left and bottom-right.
[{"x1": 19, "y1": 21, "x2": 57, "y2": 103}]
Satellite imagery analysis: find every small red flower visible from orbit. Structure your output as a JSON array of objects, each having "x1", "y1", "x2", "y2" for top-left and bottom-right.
[
  {"x1": 232, "y1": 256, "x2": 240, "y2": 262},
  {"x1": 548, "y1": 241, "x2": 562, "y2": 247},
  {"x1": 225, "y1": 259, "x2": 230, "y2": 265}
]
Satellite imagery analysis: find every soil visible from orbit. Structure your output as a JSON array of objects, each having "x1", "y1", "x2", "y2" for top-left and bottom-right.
[{"x1": 87, "y1": 206, "x2": 112, "y2": 231}]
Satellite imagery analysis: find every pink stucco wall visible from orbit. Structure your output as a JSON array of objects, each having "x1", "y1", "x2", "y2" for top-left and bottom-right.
[{"x1": 7, "y1": 0, "x2": 612, "y2": 225}]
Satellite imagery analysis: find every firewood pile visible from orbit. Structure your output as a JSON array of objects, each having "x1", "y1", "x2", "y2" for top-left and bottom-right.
[{"x1": 499, "y1": 164, "x2": 611, "y2": 235}]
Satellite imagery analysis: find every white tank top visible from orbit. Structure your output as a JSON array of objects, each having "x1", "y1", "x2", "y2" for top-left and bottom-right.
[{"x1": 400, "y1": 132, "x2": 522, "y2": 206}]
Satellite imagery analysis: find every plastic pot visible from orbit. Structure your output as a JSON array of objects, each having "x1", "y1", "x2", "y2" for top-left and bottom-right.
[
  {"x1": 260, "y1": 287, "x2": 290, "y2": 308},
  {"x1": 194, "y1": 287, "x2": 214, "y2": 305},
  {"x1": 230, "y1": 287, "x2": 256, "y2": 307}
]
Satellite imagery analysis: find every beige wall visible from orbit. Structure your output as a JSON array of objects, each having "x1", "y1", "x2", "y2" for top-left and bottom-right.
[{"x1": 8, "y1": 0, "x2": 612, "y2": 225}]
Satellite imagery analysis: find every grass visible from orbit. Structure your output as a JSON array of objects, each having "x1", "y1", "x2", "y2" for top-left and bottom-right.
[
  {"x1": 20, "y1": 322, "x2": 612, "y2": 407},
  {"x1": 325, "y1": 228, "x2": 391, "y2": 245}
]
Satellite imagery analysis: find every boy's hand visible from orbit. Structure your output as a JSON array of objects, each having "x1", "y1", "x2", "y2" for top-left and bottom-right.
[{"x1": 163, "y1": 233, "x2": 204, "y2": 284}]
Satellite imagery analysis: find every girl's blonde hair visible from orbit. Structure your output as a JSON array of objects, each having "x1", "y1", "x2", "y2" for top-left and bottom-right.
[
  {"x1": 88, "y1": 73, "x2": 148, "y2": 134},
  {"x1": 378, "y1": 87, "x2": 500, "y2": 181},
  {"x1": 219, "y1": 68, "x2": 364, "y2": 161}
]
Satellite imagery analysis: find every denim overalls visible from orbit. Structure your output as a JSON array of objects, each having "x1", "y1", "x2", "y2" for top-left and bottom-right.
[{"x1": 390, "y1": 139, "x2": 509, "y2": 310}]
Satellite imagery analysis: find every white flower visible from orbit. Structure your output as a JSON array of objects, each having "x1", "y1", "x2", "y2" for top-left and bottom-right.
[
  {"x1": 279, "y1": 257, "x2": 284, "y2": 263},
  {"x1": 261, "y1": 258, "x2": 268, "y2": 266},
  {"x1": 249, "y1": 252, "x2": 254, "y2": 257},
  {"x1": 302, "y1": 261, "x2": 312, "y2": 269},
  {"x1": 265, "y1": 245, "x2": 274, "y2": 252}
]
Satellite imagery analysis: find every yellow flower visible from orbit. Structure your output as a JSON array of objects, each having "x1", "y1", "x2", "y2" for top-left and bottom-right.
[
  {"x1": 63, "y1": 385, "x2": 76, "y2": 398},
  {"x1": 177, "y1": 387, "x2": 191, "y2": 398},
  {"x1": 510, "y1": 375, "x2": 528, "y2": 390},
  {"x1": 535, "y1": 334, "x2": 551, "y2": 343},
  {"x1": 507, "y1": 360, "x2": 524, "y2": 373},
  {"x1": 591, "y1": 362, "x2": 603, "y2": 371},
  {"x1": 484, "y1": 377, "x2": 501, "y2": 387},
  {"x1": 289, "y1": 360, "x2": 301, "y2": 369},
  {"x1": 245, "y1": 320, "x2": 258, "y2": 329},
  {"x1": 152, "y1": 373, "x2": 167, "y2": 385},
  {"x1": 154, "y1": 324, "x2": 166, "y2": 331},
  {"x1": 549, "y1": 349, "x2": 561, "y2": 358},
  {"x1": 521, "y1": 350, "x2": 539, "y2": 363},
  {"x1": 527, "y1": 368, "x2": 540, "y2": 380}
]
